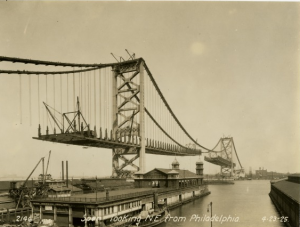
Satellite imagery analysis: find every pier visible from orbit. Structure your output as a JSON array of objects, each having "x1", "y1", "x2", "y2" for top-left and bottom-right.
[{"x1": 269, "y1": 174, "x2": 300, "y2": 227}]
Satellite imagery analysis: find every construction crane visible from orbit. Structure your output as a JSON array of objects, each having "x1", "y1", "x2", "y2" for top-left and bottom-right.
[
  {"x1": 9, "y1": 151, "x2": 52, "y2": 209},
  {"x1": 40, "y1": 150, "x2": 52, "y2": 183}
]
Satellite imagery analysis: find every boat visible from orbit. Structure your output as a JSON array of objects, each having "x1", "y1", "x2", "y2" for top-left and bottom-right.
[{"x1": 130, "y1": 207, "x2": 170, "y2": 227}]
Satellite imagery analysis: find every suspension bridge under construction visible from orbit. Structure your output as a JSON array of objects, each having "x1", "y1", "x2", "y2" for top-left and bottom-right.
[{"x1": 0, "y1": 53, "x2": 244, "y2": 178}]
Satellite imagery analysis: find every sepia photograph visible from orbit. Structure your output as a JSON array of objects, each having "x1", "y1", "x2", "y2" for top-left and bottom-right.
[{"x1": 0, "y1": 1, "x2": 299, "y2": 227}]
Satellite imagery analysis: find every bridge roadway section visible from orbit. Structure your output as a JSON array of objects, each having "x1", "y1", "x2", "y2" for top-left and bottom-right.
[{"x1": 33, "y1": 130, "x2": 202, "y2": 156}]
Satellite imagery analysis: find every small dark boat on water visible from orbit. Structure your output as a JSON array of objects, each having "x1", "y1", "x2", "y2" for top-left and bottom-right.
[{"x1": 130, "y1": 208, "x2": 169, "y2": 227}]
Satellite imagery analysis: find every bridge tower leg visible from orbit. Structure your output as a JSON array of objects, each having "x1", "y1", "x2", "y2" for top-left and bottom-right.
[
  {"x1": 111, "y1": 60, "x2": 146, "y2": 178},
  {"x1": 112, "y1": 67, "x2": 119, "y2": 177},
  {"x1": 139, "y1": 61, "x2": 146, "y2": 174}
]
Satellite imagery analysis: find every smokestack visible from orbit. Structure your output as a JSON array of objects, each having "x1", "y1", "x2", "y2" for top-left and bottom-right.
[
  {"x1": 42, "y1": 158, "x2": 45, "y2": 183},
  {"x1": 66, "y1": 161, "x2": 69, "y2": 187},
  {"x1": 62, "y1": 161, "x2": 64, "y2": 180}
]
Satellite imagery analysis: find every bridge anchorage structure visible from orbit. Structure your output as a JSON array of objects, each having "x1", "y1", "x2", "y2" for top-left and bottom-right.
[
  {"x1": 0, "y1": 54, "x2": 242, "y2": 178},
  {"x1": 204, "y1": 137, "x2": 244, "y2": 179}
]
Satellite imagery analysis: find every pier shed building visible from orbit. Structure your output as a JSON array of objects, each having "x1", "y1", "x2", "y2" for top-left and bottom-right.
[
  {"x1": 134, "y1": 158, "x2": 204, "y2": 188},
  {"x1": 30, "y1": 159, "x2": 208, "y2": 227},
  {"x1": 269, "y1": 174, "x2": 300, "y2": 227}
]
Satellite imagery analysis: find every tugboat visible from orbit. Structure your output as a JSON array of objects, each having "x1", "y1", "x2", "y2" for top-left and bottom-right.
[
  {"x1": 130, "y1": 193, "x2": 169, "y2": 227},
  {"x1": 131, "y1": 207, "x2": 169, "y2": 227}
]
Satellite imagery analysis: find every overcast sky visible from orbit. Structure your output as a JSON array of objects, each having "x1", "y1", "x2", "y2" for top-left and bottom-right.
[{"x1": 0, "y1": 2, "x2": 299, "y2": 179}]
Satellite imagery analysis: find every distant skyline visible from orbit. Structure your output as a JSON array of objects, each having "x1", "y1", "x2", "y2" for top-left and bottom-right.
[{"x1": 0, "y1": 2, "x2": 299, "y2": 179}]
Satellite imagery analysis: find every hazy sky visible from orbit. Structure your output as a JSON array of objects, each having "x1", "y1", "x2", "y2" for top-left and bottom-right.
[{"x1": 0, "y1": 2, "x2": 299, "y2": 179}]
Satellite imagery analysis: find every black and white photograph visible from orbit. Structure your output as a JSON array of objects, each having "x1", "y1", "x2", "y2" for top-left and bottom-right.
[{"x1": 0, "y1": 1, "x2": 299, "y2": 227}]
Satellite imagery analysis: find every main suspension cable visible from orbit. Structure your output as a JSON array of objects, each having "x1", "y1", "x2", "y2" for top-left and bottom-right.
[{"x1": 144, "y1": 62, "x2": 225, "y2": 153}]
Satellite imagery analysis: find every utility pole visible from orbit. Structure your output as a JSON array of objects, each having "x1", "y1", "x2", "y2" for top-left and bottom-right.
[{"x1": 207, "y1": 202, "x2": 213, "y2": 227}]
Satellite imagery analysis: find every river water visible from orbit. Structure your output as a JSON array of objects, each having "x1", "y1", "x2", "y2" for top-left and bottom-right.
[{"x1": 161, "y1": 180, "x2": 285, "y2": 227}]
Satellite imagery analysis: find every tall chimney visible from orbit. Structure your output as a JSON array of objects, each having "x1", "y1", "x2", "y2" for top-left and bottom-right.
[
  {"x1": 42, "y1": 158, "x2": 45, "y2": 183},
  {"x1": 66, "y1": 161, "x2": 69, "y2": 187},
  {"x1": 62, "y1": 161, "x2": 64, "y2": 180}
]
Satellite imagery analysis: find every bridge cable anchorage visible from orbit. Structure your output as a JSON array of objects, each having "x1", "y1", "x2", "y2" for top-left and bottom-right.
[{"x1": 143, "y1": 62, "x2": 227, "y2": 153}]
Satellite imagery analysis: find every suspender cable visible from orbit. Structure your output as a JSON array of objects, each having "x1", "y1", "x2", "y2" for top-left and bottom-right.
[
  {"x1": 87, "y1": 71, "x2": 89, "y2": 123},
  {"x1": 89, "y1": 71, "x2": 91, "y2": 124},
  {"x1": 90, "y1": 71, "x2": 92, "y2": 125},
  {"x1": 90, "y1": 71, "x2": 92, "y2": 124},
  {"x1": 53, "y1": 74, "x2": 55, "y2": 126},
  {"x1": 104, "y1": 68, "x2": 106, "y2": 129},
  {"x1": 80, "y1": 69, "x2": 82, "y2": 105},
  {"x1": 73, "y1": 68, "x2": 75, "y2": 113},
  {"x1": 46, "y1": 74, "x2": 48, "y2": 126},
  {"x1": 19, "y1": 75, "x2": 22, "y2": 124},
  {"x1": 94, "y1": 70, "x2": 96, "y2": 126},
  {"x1": 29, "y1": 75, "x2": 31, "y2": 126},
  {"x1": 108, "y1": 69, "x2": 111, "y2": 131},
  {"x1": 67, "y1": 73, "x2": 69, "y2": 112},
  {"x1": 84, "y1": 71, "x2": 87, "y2": 119},
  {"x1": 60, "y1": 74, "x2": 62, "y2": 125},
  {"x1": 88, "y1": 71, "x2": 90, "y2": 124},
  {"x1": 78, "y1": 68, "x2": 80, "y2": 104},
  {"x1": 38, "y1": 75, "x2": 40, "y2": 124},
  {"x1": 106, "y1": 69, "x2": 109, "y2": 130},
  {"x1": 99, "y1": 68, "x2": 101, "y2": 127},
  {"x1": 42, "y1": 101, "x2": 44, "y2": 129}
]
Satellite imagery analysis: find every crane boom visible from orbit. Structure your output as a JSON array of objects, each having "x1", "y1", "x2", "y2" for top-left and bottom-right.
[
  {"x1": 16, "y1": 157, "x2": 44, "y2": 209},
  {"x1": 45, "y1": 150, "x2": 51, "y2": 181},
  {"x1": 22, "y1": 157, "x2": 44, "y2": 188}
]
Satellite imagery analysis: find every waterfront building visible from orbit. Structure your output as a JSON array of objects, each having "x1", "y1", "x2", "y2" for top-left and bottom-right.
[
  {"x1": 255, "y1": 167, "x2": 287, "y2": 179},
  {"x1": 134, "y1": 158, "x2": 203, "y2": 188},
  {"x1": 269, "y1": 174, "x2": 300, "y2": 227},
  {"x1": 29, "y1": 159, "x2": 209, "y2": 227}
]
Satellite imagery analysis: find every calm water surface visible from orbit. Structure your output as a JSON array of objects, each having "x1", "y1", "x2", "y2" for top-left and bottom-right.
[{"x1": 160, "y1": 180, "x2": 285, "y2": 227}]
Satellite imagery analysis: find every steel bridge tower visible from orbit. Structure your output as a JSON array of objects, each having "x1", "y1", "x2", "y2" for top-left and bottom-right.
[
  {"x1": 111, "y1": 59, "x2": 146, "y2": 177},
  {"x1": 219, "y1": 137, "x2": 234, "y2": 177}
]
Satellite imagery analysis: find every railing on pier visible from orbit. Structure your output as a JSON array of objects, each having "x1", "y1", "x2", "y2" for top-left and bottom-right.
[{"x1": 32, "y1": 185, "x2": 207, "y2": 203}]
